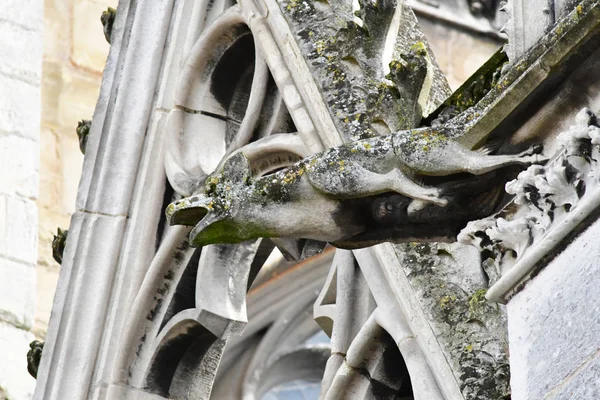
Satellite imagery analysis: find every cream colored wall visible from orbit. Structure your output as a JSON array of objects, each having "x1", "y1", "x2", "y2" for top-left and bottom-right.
[
  {"x1": 33, "y1": 3, "x2": 501, "y2": 338},
  {"x1": 35, "y1": 0, "x2": 117, "y2": 337},
  {"x1": 419, "y1": 18, "x2": 502, "y2": 91}
]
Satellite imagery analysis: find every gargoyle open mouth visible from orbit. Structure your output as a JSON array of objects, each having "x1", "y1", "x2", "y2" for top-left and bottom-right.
[
  {"x1": 166, "y1": 195, "x2": 213, "y2": 227},
  {"x1": 166, "y1": 194, "x2": 228, "y2": 240}
]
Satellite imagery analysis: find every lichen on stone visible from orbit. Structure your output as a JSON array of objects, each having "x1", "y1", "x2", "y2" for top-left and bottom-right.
[
  {"x1": 278, "y1": 0, "x2": 450, "y2": 141},
  {"x1": 426, "y1": 48, "x2": 508, "y2": 127},
  {"x1": 395, "y1": 242, "x2": 510, "y2": 399}
]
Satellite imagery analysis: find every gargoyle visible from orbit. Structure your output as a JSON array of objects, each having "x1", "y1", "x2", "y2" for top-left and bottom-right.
[{"x1": 166, "y1": 126, "x2": 546, "y2": 249}]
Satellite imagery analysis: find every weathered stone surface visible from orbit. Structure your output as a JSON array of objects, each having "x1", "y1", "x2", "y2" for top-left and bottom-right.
[
  {"x1": 276, "y1": 0, "x2": 451, "y2": 142},
  {"x1": 547, "y1": 352, "x2": 600, "y2": 400},
  {"x1": 0, "y1": 0, "x2": 43, "y2": 30},
  {"x1": 0, "y1": 1, "x2": 41, "y2": 398},
  {"x1": 507, "y1": 217, "x2": 600, "y2": 400},
  {"x1": 393, "y1": 242, "x2": 510, "y2": 400},
  {"x1": 505, "y1": 0, "x2": 591, "y2": 64}
]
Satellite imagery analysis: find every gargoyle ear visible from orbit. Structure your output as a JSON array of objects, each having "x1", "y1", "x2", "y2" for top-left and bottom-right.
[{"x1": 222, "y1": 152, "x2": 252, "y2": 184}]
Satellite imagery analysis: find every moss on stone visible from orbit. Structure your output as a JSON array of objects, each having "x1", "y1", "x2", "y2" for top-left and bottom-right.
[
  {"x1": 395, "y1": 243, "x2": 510, "y2": 399},
  {"x1": 425, "y1": 48, "x2": 508, "y2": 125},
  {"x1": 278, "y1": 0, "x2": 444, "y2": 141}
]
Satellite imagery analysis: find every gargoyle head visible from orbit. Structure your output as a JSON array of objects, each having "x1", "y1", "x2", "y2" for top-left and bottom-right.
[{"x1": 166, "y1": 153, "x2": 269, "y2": 246}]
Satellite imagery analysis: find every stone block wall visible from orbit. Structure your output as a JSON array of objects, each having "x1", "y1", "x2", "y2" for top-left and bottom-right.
[
  {"x1": 35, "y1": 0, "x2": 116, "y2": 337},
  {"x1": 508, "y1": 217, "x2": 600, "y2": 400},
  {"x1": 0, "y1": 1, "x2": 43, "y2": 398}
]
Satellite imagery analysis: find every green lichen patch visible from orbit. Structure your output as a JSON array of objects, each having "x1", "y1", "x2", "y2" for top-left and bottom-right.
[
  {"x1": 278, "y1": 0, "x2": 450, "y2": 141},
  {"x1": 468, "y1": 288, "x2": 488, "y2": 317},
  {"x1": 395, "y1": 243, "x2": 510, "y2": 399}
]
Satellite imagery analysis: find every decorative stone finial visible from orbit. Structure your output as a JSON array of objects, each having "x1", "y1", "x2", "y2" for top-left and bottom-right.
[{"x1": 27, "y1": 340, "x2": 44, "y2": 379}]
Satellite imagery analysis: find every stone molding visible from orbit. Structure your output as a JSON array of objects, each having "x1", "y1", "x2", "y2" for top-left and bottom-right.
[{"x1": 33, "y1": 0, "x2": 179, "y2": 398}]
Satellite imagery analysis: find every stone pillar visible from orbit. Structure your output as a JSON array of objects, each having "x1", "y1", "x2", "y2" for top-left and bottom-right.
[{"x1": 0, "y1": 1, "x2": 44, "y2": 399}]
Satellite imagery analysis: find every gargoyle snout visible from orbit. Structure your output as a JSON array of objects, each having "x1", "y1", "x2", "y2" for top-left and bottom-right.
[{"x1": 166, "y1": 195, "x2": 215, "y2": 227}]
